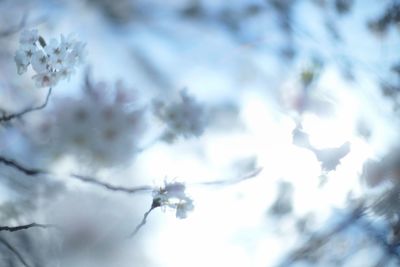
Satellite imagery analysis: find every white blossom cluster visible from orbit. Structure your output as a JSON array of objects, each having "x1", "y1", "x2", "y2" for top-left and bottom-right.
[
  {"x1": 33, "y1": 81, "x2": 145, "y2": 167},
  {"x1": 153, "y1": 89, "x2": 207, "y2": 142},
  {"x1": 153, "y1": 181, "x2": 194, "y2": 219},
  {"x1": 14, "y1": 29, "x2": 85, "y2": 88}
]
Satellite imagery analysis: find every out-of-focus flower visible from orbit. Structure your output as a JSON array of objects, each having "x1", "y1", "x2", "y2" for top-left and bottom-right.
[
  {"x1": 32, "y1": 80, "x2": 146, "y2": 167},
  {"x1": 153, "y1": 89, "x2": 208, "y2": 142},
  {"x1": 14, "y1": 29, "x2": 86, "y2": 88},
  {"x1": 153, "y1": 180, "x2": 194, "y2": 219}
]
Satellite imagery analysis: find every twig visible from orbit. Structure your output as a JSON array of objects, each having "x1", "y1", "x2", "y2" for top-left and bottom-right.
[
  {"x1": 0, "y1": 156, "x2": 46, "y2": 176},
  {"x1": 128, "y1": 201, "x2": 160, "y2": 238},
  {"x1": 0, "y1": 237, "x2": 30, "y2": 267},
  {"x1": 0, "y1": 87, "x2": 52, "y2": 123},
  {"x1": 0, "y1": 223, "x2": 58, "y2": 232},
  {"x1": 195, "y1": 167, "x2": 263, "y2": 186},
  {"x1": 71, "y1": 174, "x2": 153, "y2": 194}
]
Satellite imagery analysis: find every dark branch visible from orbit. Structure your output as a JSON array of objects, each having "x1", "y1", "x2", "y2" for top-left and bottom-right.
[
  {"x1": 0, "y1": 156, "x2": 46, "y2": 176},
  {"x1": 0, "y1": 87, "x2": 52, "y2": 123},
  {"x1": 71, "y1": 174, "x2": 153, "y2": 194},
  {"x1": 0, "y1": 223, "x2": 57, "y2": 232},
  {"x1": 0, "y1": 238, "x2": 30, "y2": 267},
  {"x1": 128, "y1": 201, "x2": 159, "y2": 238}
]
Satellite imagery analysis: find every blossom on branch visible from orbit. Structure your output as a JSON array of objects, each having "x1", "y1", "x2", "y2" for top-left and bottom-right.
[
  {"x1": 14, "y1": 29, "x2": 86, "y2": 88},
  {"x1": 153, "y1": 180, "x2": 194, "y2": 219}
]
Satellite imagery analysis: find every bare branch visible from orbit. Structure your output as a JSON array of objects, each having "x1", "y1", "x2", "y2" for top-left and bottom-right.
[
  {"x1": 0, "y1": 87, "x2": 52, "y2": 123},
  {"x1": 195, "y1": 167, "x2": 263, "y2": 186},
  {"x1": 128, "y1": 200, "x2": 160, "y2": 238},
  {"x1": 71, "y1": 174, "x2": 153, "y2": 194},
  {"x1": 0, "y1": 237, "x2": 30, "y2": 267},
  {"x1": 0, "y1": 223, "x2": 58, "y2": 232},
  {"x1": 0, "y1": 156, "x2": 46, "y2": 176}
]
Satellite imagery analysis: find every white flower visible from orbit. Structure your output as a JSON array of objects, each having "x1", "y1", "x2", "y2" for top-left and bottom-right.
[
  {"x1": 56, "y1": 67, "x2": 75, "y2": 81},
  {"x1": 31, "y1": 50, "x2": 49, "y2": 73},
  {"x1": 153, "y1": 180, "x2": 194, "y2": 219},
  {"x1": 19, "y1": 29, "x2": 39, "y2": 44},
  {"x1": 15, "y1": 29, "x2": 86, "y2": 88},
  {"x1": 45, "y1": 38, "x2": 67, "y2": 68},
  {"x1": 15, "y1": 50, "x2": 29, "y2": 74},
  {"x1": 32, "y1": 72, "x2": 59, "y2": 88},
  {"x1": 60, "y1": 33, "x2": 76, "y2": 50},
  {"x1": 14, "y1": 44, "x2": 38, "y2": 74},
  {"x1": 66, "y1": 41, "x2": 86, "y2": 65}
]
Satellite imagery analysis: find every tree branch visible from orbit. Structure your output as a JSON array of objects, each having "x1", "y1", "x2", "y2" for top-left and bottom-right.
[
  {"x1": 0, "y1": 223, "x2": 58, "y2": 232},
  {"x1": 0, "y1": 156, "x2": 46, "y2": 176},
  {"x1": 128, "y1": 201, "x2": 160, "y2": 239},
  {"x1": 0, "y1": 87, "x2": 52, "y2": 123},
  {"x1": 195, "y1": 167, "x2": 263, "y2": 186},
  {"x1": 71, "y1": 174, "x2": 153, "y2": 194},
  {"x1": 0, "y1": 237, "x2": 30, "y2": 267}
]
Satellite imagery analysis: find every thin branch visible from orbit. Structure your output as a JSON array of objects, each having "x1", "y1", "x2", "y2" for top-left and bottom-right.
[
  {"x1": 195, "y1": 167, "x2": 263, "y2": 186},
  {"x1": 0, "y1": 87, "x2": 52, "y2": 123},
  {"x1": 71, "y1": 174, "x2": 153, "y2": 194},
  {"x1": 0, "y1": 156, "x2": 46, "y2": 176},
  {"x1": 128, "y1": 202, "x2": 159, "y2": 238},
  {"x1": 0, "y1": 223, "x2": 58, "y2": 232},
  {"x1": 0, "y1": 237, "x2": 30, "y2": 267}
]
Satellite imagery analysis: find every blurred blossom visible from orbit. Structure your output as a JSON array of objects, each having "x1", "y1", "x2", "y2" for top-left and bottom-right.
[
  {"x1": 32, "y1": 80, "x2": 146, "y2": 167},
  {"x1": 153, "y1": 89, "x2": 208, "y2": 142}
]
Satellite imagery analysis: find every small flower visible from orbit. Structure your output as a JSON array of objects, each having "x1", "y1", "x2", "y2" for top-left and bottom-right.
[
  {"x1": 45, "y1": 38, "x2": 67, "y2": 68},
  {"x1": 67, "y1": 41, "x2": 87, "y2": 65},
  {"x1": 56, "y1": 67, "x2": 75, "y2": 81},
  {"x1": 15, "y1": 29, "x2": 86, "y2": 88},
  {"x1": 19, "y1": 29, "x2": 39, "y2": 44},
  {"x1": 31, "y1": 50, "x2": 49, "y2": 73},
  {"x1": 32, "y1": 72, "x2": 59, "y2": 88},
  {"x1": 153, "y1": 180, "x2": 194, "y2": 219},
  {"x1": 15, "y1": 51, "x2": 29, "y2": 74}
]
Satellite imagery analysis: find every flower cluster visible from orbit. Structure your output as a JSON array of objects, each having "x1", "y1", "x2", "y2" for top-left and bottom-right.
[
  {"x1": 15, "y1": 29, "x2": 85, "y2": 88},
  {"x1": 152, "y1": 181, "x2": 194, "y2": 219},
  {"x1": 153, "y1": 89, "x2": 207, "y2": 142},
  {"x1": 33, "y1": 80, "x2": 145, "y2": 167}
]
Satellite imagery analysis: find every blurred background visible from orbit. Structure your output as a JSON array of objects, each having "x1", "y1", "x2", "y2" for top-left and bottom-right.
[{"x1": 0, "y1": 0, "x2": 399, "y2": 266}]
